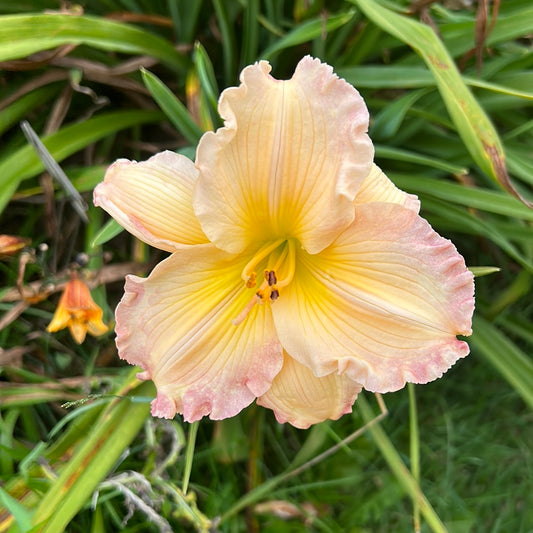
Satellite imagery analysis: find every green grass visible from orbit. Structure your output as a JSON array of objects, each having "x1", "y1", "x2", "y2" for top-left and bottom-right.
[{"x1": 0, "y1": 1, "x2": 532, "y2": 532}]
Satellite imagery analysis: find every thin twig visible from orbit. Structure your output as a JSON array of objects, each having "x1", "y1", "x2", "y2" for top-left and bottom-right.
[{"x1": 0, "y1": 261, "x2": 148, "y2": 302}]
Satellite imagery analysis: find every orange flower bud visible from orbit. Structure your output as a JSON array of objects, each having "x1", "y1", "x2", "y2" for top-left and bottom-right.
[{"x1": 47, "y1": 275, "x2": 108, "y2": 344}]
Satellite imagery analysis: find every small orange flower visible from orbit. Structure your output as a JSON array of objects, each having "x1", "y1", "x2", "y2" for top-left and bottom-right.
[
  {"x1": 47, "y1": 275, "x2": 108, "y2": 344},
  {"x1": 0, "y1": 234, "x2": 30, "y2": 258}
]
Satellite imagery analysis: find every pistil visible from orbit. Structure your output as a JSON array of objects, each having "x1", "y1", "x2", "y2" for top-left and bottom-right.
[{"x1": 272, "y1": 239, "x2": 296, "y2": 289}]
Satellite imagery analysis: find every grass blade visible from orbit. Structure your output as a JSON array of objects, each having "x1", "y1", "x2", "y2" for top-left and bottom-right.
[
  {"x1": 0, "y1": 85, "x2": 59, "y2": 136},
  {"x1": 351, "y1": 0, "x2": 532, "y2": 207},
  {"x1": 30, "y1": 375, "x2": 154, "y2": 532},
  {"x1": 338, "y1": 65, "x2": 434, "y2": 88},
  {"x1": 193, "y1": 42, "x2": 220, "y2": 119},
  {"x1": 0, "y1": 14, "x2": 188, "y2": 71},
  {"x1": 470, "y1": 316, "x2": 533, "y2": 409},
  {"x1": 357, "y1": 394, "x2": 447, "y2": 533},
  {"x1": 0, "y1": 110, "x2": 161, "y2": 214},
  {"x1": 241, "y1": 0, "x2": 260, "y2": 67},
  {"x1": 212, "y1": 0, "x2": 237, "y2": 84},
  {"x1": 261, "y1": 10, "x2": 355, "y2": 60},
  {"x1": 168, "y1": 0, "x2": 204, "y2": 44},
  {"x1": 409, "y1": 384, "x2": 421, "y2": 532},
  {"x1": 141, "y1": 68, "x2": 203, "y2": 144},
  {"x1": 390, "y1": 173, "x2": 533, "y2": 222},
  {"x1": 376, "y1": 145, "x2": 467, "y2": 175},
  {"x1": 90, "y1": 219, "x2": 124, "y2": 248},
  {"x1": 0, "y1": 486, "x2": 33, "y2": 533}
]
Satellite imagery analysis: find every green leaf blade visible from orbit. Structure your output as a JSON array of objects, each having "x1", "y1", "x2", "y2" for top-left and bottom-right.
[
  {"x1": 471, "y1": 316, "x2": 533, "y2": 409},
  {"x1": 141, "y1": 68, "x2": 203, "y2": 144},
  {"x1": 0, "y1": 14, "x2": 188, "y2": 71},
  {"x1": 351, "y1": 0, "x2": 532, "y2": 207},
  {"x1": 0, "y1": 110, "x2": 162, "y2": 214}
]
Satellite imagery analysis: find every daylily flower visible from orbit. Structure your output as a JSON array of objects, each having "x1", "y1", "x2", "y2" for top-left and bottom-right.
[
  {"x1": 47, "y1": 274, "x2": 109, "y2": 344},
  {"x1": 94, "y1": 56, "x2": 474, "y2": 429}
]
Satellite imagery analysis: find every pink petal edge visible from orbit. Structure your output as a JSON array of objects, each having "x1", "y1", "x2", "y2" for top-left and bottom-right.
[{"x1": 114, "y1": 251, "x2": 284, "y2": 422}]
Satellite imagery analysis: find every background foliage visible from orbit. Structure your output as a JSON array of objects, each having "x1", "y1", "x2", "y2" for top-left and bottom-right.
[{"x1": 0, "y1": 1, "x2": 532, "y2": 532}]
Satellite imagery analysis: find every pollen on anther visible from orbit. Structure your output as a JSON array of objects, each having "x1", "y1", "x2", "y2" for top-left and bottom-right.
[
  {"x1": 265, "y1": 270, "x2": 277, "y2": 286},
  {"x1": 246, "y1": 272, "x2": 257, "y2": 288},
  {"x1": 270, "y1": 288, "x2": 279, "y2": 301}
]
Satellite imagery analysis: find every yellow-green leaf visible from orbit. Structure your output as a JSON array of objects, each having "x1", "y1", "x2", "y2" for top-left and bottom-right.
[
  {"x1": 0, "y1": 14, "x2": 187, "y2": 71},
  {"x1": 351, "y1": 0, "x2": 532, "y2": 208}
]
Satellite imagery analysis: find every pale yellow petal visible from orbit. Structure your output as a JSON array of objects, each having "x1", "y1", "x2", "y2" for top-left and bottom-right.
[
  {"x1": 116, "y1": 246, "x2": 283, "y2": 421},
  {"x1": 46, "y1": 305, "x2": 71, "y2": 333},
  {"x1": 69, "y1": 321, "x2": 87, "y2": 344},
  {"x1": 194, "y1": 56, "x2": 374, "y2": 254},
  {"x1": 94, "y1": 151, "x2": 208, "y2": 251},
  {"x1": 273, "y1": 202, "x2": 474, "y2": 393},
  {"x1": 356, "y1": 164, "x2": 420, "y2": 212},
  {"x1": 257, "y1": 353, "x2": 362, "y2": 429},
  {"x1": 86, "y1": 311, "x2": 109, "y2": 337}
]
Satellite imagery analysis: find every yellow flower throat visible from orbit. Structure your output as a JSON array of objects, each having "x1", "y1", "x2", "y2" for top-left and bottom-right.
[{"x1": 233, "y1": 238, "x2": 296, "y2": 325}]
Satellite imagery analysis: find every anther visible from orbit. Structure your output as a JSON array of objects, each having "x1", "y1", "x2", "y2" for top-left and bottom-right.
[
  {"x1": 246, "y1": 272, "x2": 257, "y2": 288},
  {"x1": 265, "y1": 270, "x2": 277, "y2": 286},
  {"x1": 270, "y1": 288, "x2": 279, "y2": 301}
]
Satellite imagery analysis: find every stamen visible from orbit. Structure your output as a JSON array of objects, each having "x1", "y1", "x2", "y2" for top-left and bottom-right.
[
  {"x1": 233, "y1": 278, "x2": 269, "y2": 325},
  {"x1": 232, "y1": 294, "x2": 260, "y2": 326},
  {"x1": 234, "y1": 239, "x2": 296, "y2": 325},
  {"x1": 242, "y1": 238, "x2": 285, "y2": 285}
]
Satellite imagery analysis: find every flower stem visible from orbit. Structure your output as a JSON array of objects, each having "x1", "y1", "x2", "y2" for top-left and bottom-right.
[
  {"x1": 182, "y1": 421, "x2": 199, "y2": 494},
  {"x1": 409, "y1": 383, "x2": 421, "y2": 533},
  {"x1": 357, "y1": 394, "x2": 447, "y2": 533}
]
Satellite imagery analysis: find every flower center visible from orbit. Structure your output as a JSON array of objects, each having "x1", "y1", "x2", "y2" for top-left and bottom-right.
[{"x1": 233, "y1": 238, "x2": 296, "y2": 325}]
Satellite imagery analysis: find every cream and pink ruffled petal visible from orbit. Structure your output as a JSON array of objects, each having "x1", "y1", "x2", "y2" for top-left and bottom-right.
[
  {"x1": 356, "y1": 164, "x2": 420, "y2": 213},
  {"x1": 194, "y1": 55, "x2": 374, "y2": 255},
  {"x1": 116, "y1": 246, "x2": 283, "y2": 421},
  {"x1": 94, "y1": 151, "x2": 208, "y2": 252},
  {"x1": 257, "y1": 354, "x2": 362, "y2": 429},
  {"x1": 273, "y1": 202, "x2": 474, "y2": 393}
]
